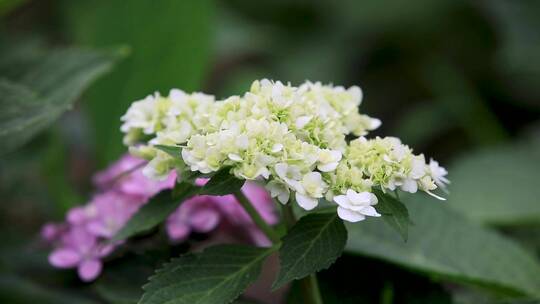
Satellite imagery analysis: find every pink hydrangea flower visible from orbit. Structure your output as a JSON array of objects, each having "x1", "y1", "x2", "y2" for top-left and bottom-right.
[
  {"x1": 48, "y1": 226, "x2": 114, "y2": 282},
  {"x1": 166, "y1": 195, "x2": 222, "y2": 242},
  {"x1": 42, "y1": 153, "x2": 277, "y2": 282},
  {"x1": 85, "y1": 191, "x2": 147, "y2": 238}
]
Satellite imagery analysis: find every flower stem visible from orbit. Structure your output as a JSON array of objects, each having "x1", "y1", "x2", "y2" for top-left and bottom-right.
[
  {"x1": 281, "y1": 204, "x2": 324, "y2": 304},
  {"x1": 234, "y1": 190, "x2": 281, "y2": 244},
  {"x1": 300, "y1": 274, "x2": 323, "y2": 304}
]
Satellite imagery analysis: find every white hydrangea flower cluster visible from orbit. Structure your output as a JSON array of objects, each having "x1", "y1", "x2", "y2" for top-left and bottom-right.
[{"x1": 120, "y1": 79, "x2": 448, "y2": 222}]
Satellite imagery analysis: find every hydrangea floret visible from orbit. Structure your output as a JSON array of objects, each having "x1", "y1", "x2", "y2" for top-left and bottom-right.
[{"x1": 121, "y1": 79, "x2": 449, "y2": 223}]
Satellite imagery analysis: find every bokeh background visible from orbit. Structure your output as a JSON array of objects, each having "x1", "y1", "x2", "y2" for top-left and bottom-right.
[{"x1": 1, "y1": 0, "x2": 539, "y2": 303}]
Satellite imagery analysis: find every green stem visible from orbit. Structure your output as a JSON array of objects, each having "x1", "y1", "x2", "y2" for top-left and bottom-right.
[
  {"x1": 300, "y1": 274, "x2": 323, "y2": 304},
  {"x1": 234, "y1": 190, "x2": 281, "y2": 244},
  {"x1": 282, "y1": 204, "x2": 324, "y2": 304}
]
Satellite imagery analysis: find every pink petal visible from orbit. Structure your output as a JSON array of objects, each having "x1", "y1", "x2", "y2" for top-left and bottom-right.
[
  {"x1": 166, "y1": 222, "x2": 191, "y2": 241},
  {"x1": 78, "y1": 259, "x2": 102, "y2": 282},
  {"x1": 41, "y1": 223, "x2": 62, "y2": 242},
  {"x1": 49, "y1": 248, "x2": 81, "y2": 268},
  {"x1": 195, "y1": 178, "x2": 210, "y2": 186},
  {"x1": 86, "y1": 221, "x2": 112, "y2": 238},
  {"x1": 190, "y1": 209, "x2": 221, "y2": 233},
  {"x1": 67, "y1": 207, "x2": 88, "y2": 224}
]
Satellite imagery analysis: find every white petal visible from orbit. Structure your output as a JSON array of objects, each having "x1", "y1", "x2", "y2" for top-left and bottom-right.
[
  {"x1": 258, "y1": 168, "x2": 271, "y2": 179},
  {"x1": 410, "y1": 157, "x2": 426, "y2": 179},
  {"x1": 329, "y1": 150, "x2": 342, "y2": 161},
  {"x1": 303, "y1": 172, "x2": 322, "y2": 184},
  {"x1": 295, "y1": 116, "x2": 312, "y2": 129},
  {"x1": 169, "y1": 88, "x2": 186, "y2": 102},
  {"x1": 278, "y1": 191, "x2": 290, "y2": 204},
  {"x1": 333, "y1": 195, "x2": 353, "y2": 209},
  {"x1": 369, "y1": 118, "x2": 382, "y2": 129},
  {"x1": 236, "y1": 135, "x2": 249, "y2": 150},
  {"x1": 369, "y1": 192, "x2": 378, "y2": 205},
  {"x1": 346, "y1": 190, "x2": 372, "y2": 204},
  {"x1": 228, "y1": 153, "x2": 243, "y2": 161},
  {"x1": 271, "y1": 143, "x2": 283, "y2": 153},
  {"x1": 317, "y1": 162, "x2": 339, "y2": 172},
  {"x1": 426, "y1": 190, "x2": 446, "y2": 201},
  {"x1": 337, "y1": 207, "x2": 366, "y2": 222},
  {"x1": 287, "y1": 179, "x2": 305, "y2": 194},
  {"x1": 275, "y1": 163, "x2": 288, "y2": 180},
  {"x1": 295, "y1": 193, "x2": 318, "y2": 210},
  {"x1": 400, "y1": 179, "x2": 418, "y2": 193},
  {"x1": 359, "y1": 206, "x2": 381, "y2": 217}
]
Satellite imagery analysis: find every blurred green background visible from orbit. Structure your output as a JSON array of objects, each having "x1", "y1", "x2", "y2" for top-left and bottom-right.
[{"x1": 1, "y1": 0, "x2": 539, "y2": 303}]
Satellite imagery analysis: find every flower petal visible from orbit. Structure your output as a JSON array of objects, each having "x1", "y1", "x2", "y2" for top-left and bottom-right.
[
  {"x1": 78, "y1": 259, "x2": 102, "y2": 282},
  {"x1": 333, "y1": 195, "x2": 353, "y2": 209},
  {"x1": 400, "y1": 179, "x2": 418, "y2": 193},
  {"x1": 359, "y1": 206, "x2": 381, "y2": 217},
  {"x1": 317, "y1": 162, "x2": 339, "y2": 172},
  {"x1": 49, "y1": 248, "x2": 81, "y2": 268},
  {"x1": 346, "y1": 190, "x2": 372, "y2": 204},
  {"x1": 337, "y1": 207, "x2": 366, "y2": 222},
  {"x1": 295, "y1": 193, "x2": 318, "y2": 210},
  {"x1": 190, "y1": 209, "x2": 221, "y2": 233},
  {"x1": 166, "y1": 222, "x2": 191, "y2": 241}
]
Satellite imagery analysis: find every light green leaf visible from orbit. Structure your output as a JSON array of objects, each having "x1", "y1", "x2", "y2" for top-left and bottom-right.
[
  {"x1": 201, "y1": 169, "x2": 246, "y2": 196},
  {"x1": 446, "y1": 143, "x2": 540, "y2": 225},
  {"x1": 60, "y1": 0, "x2": 214, "y2": 165},
  {"x1": 0, "y1": 46, "x2": 123, "y2": 155},
  {"x1": 140, "y1": 245, "x2": 274, "y2": 304},
  {"x1": 373, "y1": 189, "x2": 410, "y2": 241},
  {"x1": 111, "y1": 184, "x2": 198, "y2": 242},
  {"x1": 273, "y1": 212, "x2": 347, "y2": 290},
  {"x1": 345, "y1": 195, "x2": 540, "y2": 298}
]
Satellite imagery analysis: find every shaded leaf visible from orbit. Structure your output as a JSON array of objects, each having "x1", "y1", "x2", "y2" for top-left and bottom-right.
[
  {"x1": 201, "y1": 169, "x2": 246, "y2": 196},
  {"x1": 0, "y1": 46, "x2": 123, "y2": 155},
  {"x1": 345, "y1": 195, "x2": 540, "y2": 298},
  {"x1": 140, "y1": 245, "x2": 274, "y2": 304},
  {"x1": 373, "y1": 189, "x2": 410, "y2": 241},
  {"x1": 111, "y1": 168, "x2": 249, "y2": 242},
  {"x1": 447, "y1": 143, "x2": 540, "y2": 225},
  {"x1": 273, "y1": 212, "x2": 347, "y2": 289},
  {"x1": 111, "y1": 185, "x2": 198, "y2": 242}
]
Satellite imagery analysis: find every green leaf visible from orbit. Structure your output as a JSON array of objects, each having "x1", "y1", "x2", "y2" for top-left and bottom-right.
[
  {"x1": 154, "y1": 145, "x2": 182, "y2": 159},
  {"x1": 273, "y1": 212, "x2": 347, "y2": 290},
  {"x1": 60, "y1": 0, "x2": 214, "y2": 165},
  {"x1": 0, "y1": 46, "x2": 122, "y2": 155},
  {"x1": 140, "y1": 245, "x2": 275, "y2": 304},
  {"x1": 373, "y1": 189, "x2": 411, "y2": 241},
  {"x1": 446, "y1": 143, "x2": 540, "y2": 225},
  {"x1": 345, "y1": 195, "x2": 540, "y2": 298},
  {"x1": 111, "y1": 185, "x2": 198, "y2": 242},
  {"x1": 201, "y1": 169, "x2": 246, "y2": 196}
]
